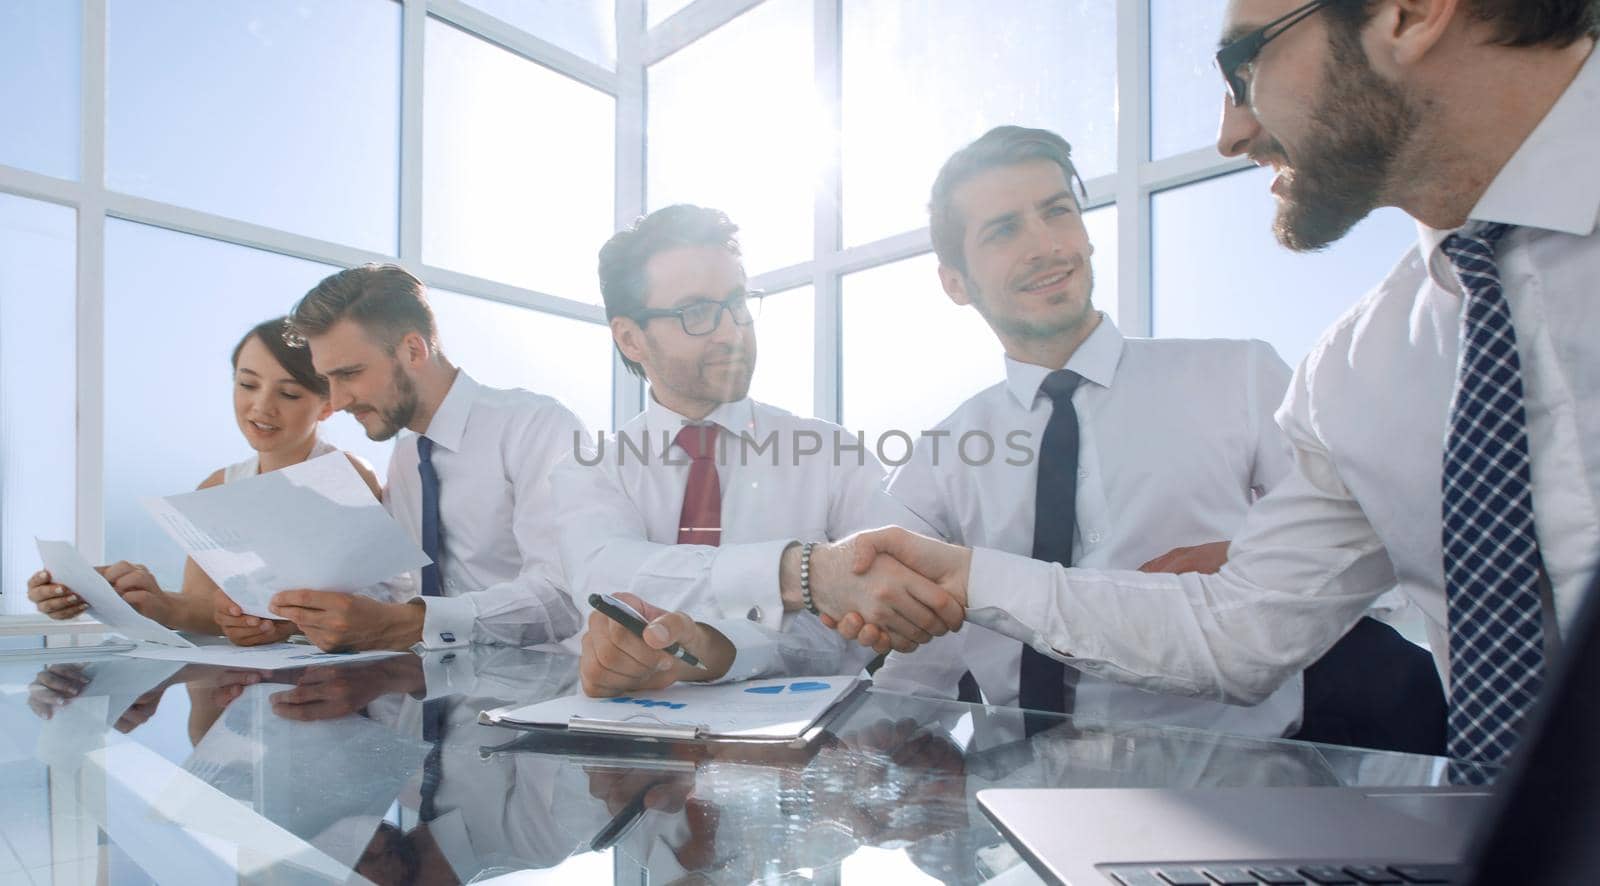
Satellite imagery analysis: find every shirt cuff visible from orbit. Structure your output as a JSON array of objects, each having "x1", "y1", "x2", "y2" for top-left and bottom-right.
[
  {"x1": 414, "y1": 595, "x2": 475, "y2": 650},
  {"x1": 708, "y1": 539, "x2": 792, "y2": 630},
  {"x1": 966, "y1": 546, "x2": 1063, "y2": 650},
  {"x1": 705, "y1": 617, "x2": 782, "y2": 683}
]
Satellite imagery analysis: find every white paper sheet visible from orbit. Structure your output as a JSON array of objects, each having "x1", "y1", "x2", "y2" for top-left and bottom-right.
[
  {"x1": 140, "y1": 451, "x2": 430, "y2": 618},
  {"x1": 35, "y1": 539, "x2": 195, "y2": 648},
  {"x1": 484, "y1": 675, "x2": 860, "y2": 740},
  {"x1": 121, "y1": 641, "x2": 404, "y2": 669}
]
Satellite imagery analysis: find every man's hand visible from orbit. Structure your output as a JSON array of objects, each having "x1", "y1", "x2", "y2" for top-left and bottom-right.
[
  {"x1": 269, "y1": 590, "x2": 425, "y2": 652},
  {"x1": 1139, "y1": 540, "x2": 1230, "y2": 575},
  {"x1": 580, "y1": 593, "x2": 735, "y2": 697},
  {"x1": 214, "y1": 589, "x2": 297, "y2": 646},
  {"x1": 813, "y1": 527, "x2": 974, "y2": 652},
  {"x1": 270, "y1": 656, "x2": 425, "y2": 721},
  {"x1": 27, "y1": 570, "x2": 87, "y2": 620},
  {"x1": 786, "y1": 536, "x2": 966, "y2": 655}
]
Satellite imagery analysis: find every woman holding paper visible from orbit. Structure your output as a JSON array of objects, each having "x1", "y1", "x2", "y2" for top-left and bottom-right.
[{"x1": 26, "y1": 316, "x2": 382, "y2": 644}]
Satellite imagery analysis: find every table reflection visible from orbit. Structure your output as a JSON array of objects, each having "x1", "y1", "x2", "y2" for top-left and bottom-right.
[{"x1": 0, "y1": 645, "x2": 1472, "y2": 885}]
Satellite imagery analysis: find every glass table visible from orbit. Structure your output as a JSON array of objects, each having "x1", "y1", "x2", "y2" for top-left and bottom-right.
[{"x1": 0, "y1": 643, "x2": 1479, "y2": 885}]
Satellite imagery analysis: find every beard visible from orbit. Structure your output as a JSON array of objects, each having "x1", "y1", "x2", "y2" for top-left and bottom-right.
[
  {"x1": 367, "y1": 361, "x2": 419, "y2": 442},
  {"x1": 1269, "y1": 25, "x2": 1420, "y2": 252},
  {"x1": 968, "y1": 259, "x2": 1097, "y2": 342}
]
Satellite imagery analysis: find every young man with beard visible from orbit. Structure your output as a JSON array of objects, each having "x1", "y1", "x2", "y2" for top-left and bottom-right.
[
  {"x1": 236, "y1": 263, "x2": 588, "y2": 652},
  {"x1": 832, "y1": 0, "x2": 1600, "y2": 768},
  {"x1": 553, "y1": 205, "x2": 962, "y2": 695},
  {"x1": 860, "y1": 126, "x2": 1306, "y2": 737}
]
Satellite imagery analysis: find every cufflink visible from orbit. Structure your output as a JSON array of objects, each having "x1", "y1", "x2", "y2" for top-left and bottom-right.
[
  {"x1": 439, "y1": 631, "x2": 456, "y2": 643},
  {"x1": 746, "y1": 606, "x2": 763, "y2": 622}
]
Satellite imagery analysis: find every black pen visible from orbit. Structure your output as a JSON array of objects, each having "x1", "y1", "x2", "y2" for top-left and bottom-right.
[{"x1": 588, "y1": 593, "x2": 708, "y2": 670}]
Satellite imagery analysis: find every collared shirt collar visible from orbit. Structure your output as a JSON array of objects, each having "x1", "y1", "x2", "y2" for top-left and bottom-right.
[
  {"x1": 418, "y1": 370, "x2": 477, "y2": 453},
  {"x1": 1418, "y1": 43, "x2": 1600, "y2": 289},
  {"x1": 1002, "y1": 313, "x2": 1124, "y2": 409},
  {"x1": 643, "y1": 390, "x2": 759, "y2": 440}
]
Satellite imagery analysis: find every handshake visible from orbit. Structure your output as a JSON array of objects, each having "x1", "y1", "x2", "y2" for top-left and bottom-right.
[
  {"x1": 579, "y1": 527, "x2": 975, "y2": 697},
  {"x1": 580, "y1": 528, "x2": 1231, "y2": 697}
]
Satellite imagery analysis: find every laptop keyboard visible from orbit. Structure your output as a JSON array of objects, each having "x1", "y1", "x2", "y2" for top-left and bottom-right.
[{"x1": 1103, "y1": 861, "x2": 1462, "y2": 885}]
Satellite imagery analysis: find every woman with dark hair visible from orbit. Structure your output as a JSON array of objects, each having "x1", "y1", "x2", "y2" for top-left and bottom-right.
[{"x1": 25, "y1": 317, "x2": 382, "y2": 644}]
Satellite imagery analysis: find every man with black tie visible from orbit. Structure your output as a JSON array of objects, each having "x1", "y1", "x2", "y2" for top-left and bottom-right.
[{"x1": 861, "y1": 126, "x2": 1305, "y2": 736}]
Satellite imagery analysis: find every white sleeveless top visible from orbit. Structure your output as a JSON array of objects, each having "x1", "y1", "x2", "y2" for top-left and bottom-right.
[{"x1": 221, "y1": 438, "x2": 339, "y2": 484}]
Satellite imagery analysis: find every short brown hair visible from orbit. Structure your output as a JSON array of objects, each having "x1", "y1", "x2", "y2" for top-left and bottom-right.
[
  {"x1": 929, "y1": 126, "x2": 1086, "y2": 273},
  {"x1": 232, "y1": 316, "x2": 329, "y2": 398},
  {"x1": 1326, "y1": 0, "x2": 1598, "y2": 47},
  {"x1": 286, "y1": 263, "x2": 439, "y2": 354},
  {"x1": 597, "y1": 205, "x2": 742, "y2": 378}
]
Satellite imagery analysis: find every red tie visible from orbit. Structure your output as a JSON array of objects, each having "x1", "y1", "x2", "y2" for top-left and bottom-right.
[{"x1": 675, "y1": 424, "x2": 722, "y2": 546}]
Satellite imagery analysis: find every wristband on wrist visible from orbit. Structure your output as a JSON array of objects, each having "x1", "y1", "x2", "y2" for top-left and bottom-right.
[{"x1": 800, "y1": 542, "x2": 819, "y2": 615}]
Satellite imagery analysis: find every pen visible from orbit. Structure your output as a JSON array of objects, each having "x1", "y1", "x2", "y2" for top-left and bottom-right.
[{"x1": 588, "y1": 593, "x2": 707, "y2": 670}]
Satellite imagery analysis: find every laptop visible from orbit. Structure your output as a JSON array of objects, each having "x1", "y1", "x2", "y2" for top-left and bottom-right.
[{"x1": 978, "y1": 567, "x2": 1600, "y2": 886}]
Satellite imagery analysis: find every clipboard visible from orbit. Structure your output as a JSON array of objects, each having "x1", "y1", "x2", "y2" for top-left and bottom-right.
[{"x1": 478, "y1": 676, "x2": 867, "y2": 751}]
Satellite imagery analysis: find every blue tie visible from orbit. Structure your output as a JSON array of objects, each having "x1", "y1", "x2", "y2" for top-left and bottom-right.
[
  {"x1": 1019, "y1": 370, "x2": 1082, "y2": 721},
  {"x1": 415, "y1": 435, "x2": 448, "y2": 820},
  {"x1": 417, "y1": 435, "x2": 442, "y2": 599},
  {"x1": 1440, "y1": 222, "x2": 1546, "y2": 768}
]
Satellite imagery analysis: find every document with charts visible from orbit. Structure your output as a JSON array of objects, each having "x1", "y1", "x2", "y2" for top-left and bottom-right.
[
  {"x1": 480, "y1": 675, "x2": 864, "y2": 744},
  {"x1": 140, "y1": 452, "x2": 429, "y2": 619}
]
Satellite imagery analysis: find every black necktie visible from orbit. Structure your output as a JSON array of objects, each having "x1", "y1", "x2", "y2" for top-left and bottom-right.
[
  {"x1": 417, "y1": 435, "x2": 443, "y2": 599},
  {"x1": 1019, "y1": 370, "x2": 1082, "y2": 717}
]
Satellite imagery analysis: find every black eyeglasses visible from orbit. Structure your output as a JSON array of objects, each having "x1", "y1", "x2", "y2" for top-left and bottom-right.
[
  {"x1": 1215, "y1": 0, "x2": 1341, "y2": 107},
  {"x1": 633, "y1": 288, "x2": 762, "y2": 336}
]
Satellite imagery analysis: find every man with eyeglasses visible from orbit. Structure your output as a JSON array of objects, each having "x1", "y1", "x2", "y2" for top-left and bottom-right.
[
  {"x1": 827, "y1": 0, "x2": 1600, "y2": 769},
  {"x1": 552, "y1": 204, "x2": 961, "y2": 695}
]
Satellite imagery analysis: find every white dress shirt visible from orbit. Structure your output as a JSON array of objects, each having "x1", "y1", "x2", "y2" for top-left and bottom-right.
[
  {"x1": 551, "y1": 395, "x2": 885, "y2": 680},
  {"x1": 384, "y1": 371, "x2": 587, "y2": 649},
  {"x1": 966, "y1": 46, "x2": 1600, "y2": 704},
  {"x1": 872, "y1": 318, "x2": 1304, "y2": 735}
]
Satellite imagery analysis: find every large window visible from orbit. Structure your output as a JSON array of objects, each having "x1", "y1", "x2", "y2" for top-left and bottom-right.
[
  {"x1": 1150, "y1": 0, "x2": 1228, "y2": 160},
  {"x1": 423, "y1": 16, "x2": 616, "y2": 301},
  {"x1": 647, "y1": 0, "x2": 816, "y2": 276},
  {"x1": 428, "y1": 289, "x2": 616, "y2": 433},
  {"x1": 0, "y1": 1, "x2": 80, "y2": 180},
  {"x1": 0, "y1": 0, "x2": 1428, "y2": 607},
  {"x1": 106, "y1": 0, "x2": 402, "y2": 252},
  {"x1": 0, "y1": 195, "x2": 76, "y2": 614},
  {"x1": 842, "y1": 254, "x2": 1004, "y2": 437},
  {"x1": 1151, "y1": 167, "x2": 1417, "y2": 365},
  {"x1": 840, "y1": 0, "x2": 1118, "y2": 248}
]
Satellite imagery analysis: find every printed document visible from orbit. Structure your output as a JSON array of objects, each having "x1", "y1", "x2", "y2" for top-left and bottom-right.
[{"x1": 141, "y1": 452, "x2": 429, "y2": 619}]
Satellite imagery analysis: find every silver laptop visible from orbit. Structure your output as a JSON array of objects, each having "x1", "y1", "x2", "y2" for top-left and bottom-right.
[
  {"x1": 978, "y1": 569, "x2": 1600, "y2": 886},
  {"x1": 978, "y1": 784, "x2": 1483, "y2": 884}
]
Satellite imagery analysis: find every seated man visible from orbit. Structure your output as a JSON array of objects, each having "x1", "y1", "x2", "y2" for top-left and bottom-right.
[
  {"x1": 865, "y1": 125, "x2": 1302, "y2": 735},
  {"x1": 555, "y1": 205, "x2": 960, "y2": 694},
  {"x1": 257, "y1": 263, "x2": 588, "y2": 652}
]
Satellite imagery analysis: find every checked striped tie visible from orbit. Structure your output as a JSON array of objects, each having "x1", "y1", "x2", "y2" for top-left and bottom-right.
[{"x1": 1440, "y1": 222, "x2": 1547, "y2": 769}]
